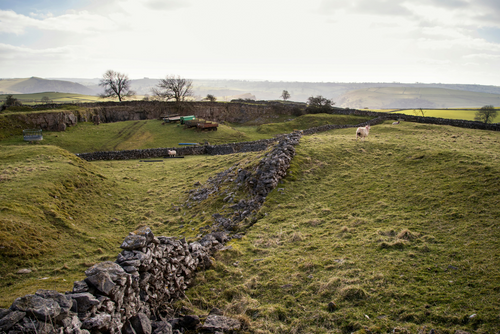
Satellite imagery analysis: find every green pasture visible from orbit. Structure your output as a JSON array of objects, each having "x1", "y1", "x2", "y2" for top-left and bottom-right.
[
  {"x1": 368, "y1": 108, "x2": 500, "y2": 123},
  {"x1": 179, "y1": 121, "x2": 500, "y2": 333},
  {"x1": 397, "y1": 108, "x2": 500, "y2": 122},
  {"x1": 1, "y1": 118, "x2": 500, "y2": 332},
  {"x1": 0, "y1": 114, "x2": 373, "y2": 153},
  {"x1": 343, "y1": 86, "x2": 500, "y2": 109}
]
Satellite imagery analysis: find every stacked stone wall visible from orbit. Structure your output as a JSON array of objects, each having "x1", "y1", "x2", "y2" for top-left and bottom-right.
[{"x1": 75, "y1": 135, "x2": 297, "y2": 161}]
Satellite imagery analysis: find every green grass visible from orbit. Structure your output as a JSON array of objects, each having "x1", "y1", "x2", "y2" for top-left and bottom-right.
[
  {"x1": 341, "y1": 86, "x2": 500, "y2": 109},
  {"x1": 393, "y1": 108, "x2": 500, "y2": 122},
  {"x1": 1, "y1": 120, "x2": 500, "y2": 332},
  {"x1": 0, "y1": 143, "x2": 257, "y2": 306},
  {"x1": 368, "y1": 108, "x2": 500, "y2": 123},
  {"x1": 177, "y1": 121, "x2": 500, "y2": 333},
  {"x1": 0, "y1": 114, "x2": 373, "y2": 153}
]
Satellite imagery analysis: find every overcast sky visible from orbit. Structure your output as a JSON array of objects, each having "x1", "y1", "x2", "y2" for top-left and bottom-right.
[{"x1": 1, "y1": 0, "x2": 500, "y2": 85}]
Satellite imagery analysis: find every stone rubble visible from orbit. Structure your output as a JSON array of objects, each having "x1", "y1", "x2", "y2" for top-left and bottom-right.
[{"x1": 185, "y1": 131, "x2": 302, "y2": 232}]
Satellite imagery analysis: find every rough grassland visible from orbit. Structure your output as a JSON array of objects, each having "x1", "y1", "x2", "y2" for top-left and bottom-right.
[
  {"x1": 178, "y1": 121, "x2": 500, "y2": 333},
  {"x1": 1, "y1": 121, "x2": 500, "y2": 333},
  {"x1": 0, "y1": 144, "x2": 261, "y2": 307}
]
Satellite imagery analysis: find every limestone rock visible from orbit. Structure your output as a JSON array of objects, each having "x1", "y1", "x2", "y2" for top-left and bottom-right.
[
  {"x1": 81, "y1": 313, "x2": 112, "y2": 331},
  {"x1": 0, "y1": 310, "x2": 26, "y2": 332},
  {"x1": 35, "y1": 289, "x2": 74, "y2": 315},
  {"x1": 85, "y1": 261, "x2": 127, "y2": 281},
  {"x1": 85, "y1": 271, "x2": 117, "y2": 295},
  {"x1": 11, "y1": 294, "x2": 61, "y2": 321},
  {"x1": 67, "y1": 293, "x2": 100, "y2": 316},
  {"x1": 201, "y1": 315, "x2": 241, "y2": 332},
  {"x1": 130, "y1": 313, "x2": 152, "y2": 334}
]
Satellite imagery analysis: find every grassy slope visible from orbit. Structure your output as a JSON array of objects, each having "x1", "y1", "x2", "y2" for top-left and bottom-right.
[
  {"x1": 0, "y1": 143, "x2": 256, "y2": 307},
  {"x1": 341, "y1": 87, "x2": 500, "y2": 109},
  {"x1": 0, "y1": 114, "x2": 372, "y2": 153},
  {"x1": 178, "y1": 121, "x2": 500, "y2": 333}
]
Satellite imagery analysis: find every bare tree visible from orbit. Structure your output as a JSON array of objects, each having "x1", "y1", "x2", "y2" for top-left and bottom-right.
[
  {"x1": 281, "y1": 90, "x2": 290, "y2": 101},
  {"x1": 475, "y1": 105, "x2": 498, "y2": 123},
  {"x1": 413, "y1": 108, "x2": 426, "y2": 117},
  {"x1": 151, "y1": 75, "x2": 193, "y2": 102},
  {"x1": 41, "y1": 96, "x2": 51, "y2": 104},
  {"x1": 203, "y1": 94, "x2": 217, "y2": 102},
  {"x1": 99, "y1": 70, "x2": 135, "y2": 102}
]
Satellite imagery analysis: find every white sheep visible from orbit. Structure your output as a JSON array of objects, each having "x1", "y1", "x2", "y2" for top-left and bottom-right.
[
  {"x1": 392, "y1": 121, "x2": 400, "y2": 125},
  {"x1": 356, "y1": 125, "x2": 371, "y2": 141},
  {"x1": 168, "y1": 150, "x2": 177, "y2": 157}
]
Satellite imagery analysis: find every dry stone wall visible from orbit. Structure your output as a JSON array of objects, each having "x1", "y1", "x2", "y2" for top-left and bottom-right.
[
  {"x1": 0, "y1": 227, "x2": 241, "y2": 334},
  {"x1": 329, "y1": 108, "x2": 500, "y2": 131},
  {"x1": 7, "y1": 101, "x2": 500, "y2": 133},
  {"x1": 75, "y1": 135, "x2": 298, "y2": 161}
]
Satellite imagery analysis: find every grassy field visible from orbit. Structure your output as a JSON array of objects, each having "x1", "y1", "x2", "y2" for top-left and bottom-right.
[
  {"x1": 340, "y1": 87, "x2": 500, "y2": 109},
  {"x1": 368, "y1": 108, "x2": 500, "y2": 123},
  {"x1": 0, "y1": 114, "x2": 373, "y2": 153},
  {"x1": 1, "y1": 119, "x2": 500, "y2": 332}
]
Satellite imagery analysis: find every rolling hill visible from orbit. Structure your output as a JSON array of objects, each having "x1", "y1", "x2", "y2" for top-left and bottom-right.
[
  {"x1": 4, "y1": 77, "x2": 500, "y2": 108},
  {"x1": 0, "y1": 77, "x2": 95, "y2": 95},
  {"x1": 337, "y1": 86, "x2": 500, "y2": 109}
]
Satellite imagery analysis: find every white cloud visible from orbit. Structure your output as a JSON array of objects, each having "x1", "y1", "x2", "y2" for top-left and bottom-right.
[
  {"x1": 0, "y1": 9, "x2": 119, "y2": 35},
  {"x1": 0, "y1": 43, "x2": 78, "y2": 59},
  {"x1": 142, "y1": 0, "x2": 191, "y2": 11},
  {"x1": 463, "y1": 53, "x2": 500, "y2": 60},
  {"x1": 0, "y1": 0, "x2": 499, "y2": 85}
]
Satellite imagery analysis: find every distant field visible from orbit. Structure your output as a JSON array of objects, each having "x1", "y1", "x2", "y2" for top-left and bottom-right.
[
  {"x1": 340, "y1": 86, "x2": 500, "y2": 109},
  {"x1": 369, "y1": 108, "x2": 500, "y2": 122},
  {"x1": 0, "y1": 92, "x2": 106, "y2": 104}
]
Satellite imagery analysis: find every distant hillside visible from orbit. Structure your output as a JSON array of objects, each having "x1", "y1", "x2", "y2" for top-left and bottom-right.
[
  {"x1": 338, "y1": 86, "x2": 500, "y2": 109},
  {"x1": 16, "y1": 77, "x2": 500, "y2": 106},
  {"x1": 0, "y1": 77, "x2": 95, "y2": 95}
]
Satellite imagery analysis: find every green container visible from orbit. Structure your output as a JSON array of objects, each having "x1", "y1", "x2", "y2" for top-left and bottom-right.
[{"x1": 180, "y1": 115, "x2": 196, "y2": 124}]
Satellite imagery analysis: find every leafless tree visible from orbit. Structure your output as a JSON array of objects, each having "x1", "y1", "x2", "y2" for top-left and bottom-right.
[
  {"x1": 475, "y1": 105, "x2": 498, "y2": 123},
  {"x1": 151, "y1": 75, "x2": 193, "y2": 102},
  {"x1": 99, "y1": 70, "x2": 135, "y2": 102},
  {"x1": 413, "y1": 108, "x2": 426, "y2": 117}
]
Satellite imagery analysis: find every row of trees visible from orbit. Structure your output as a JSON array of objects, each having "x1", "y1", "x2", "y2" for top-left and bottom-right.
[
  {"x1": 99, "y1": 71, "x2": 294, "y2": 103},
  {"x1": 97, "y1": 70, "x2": 498, "y2": 123}
]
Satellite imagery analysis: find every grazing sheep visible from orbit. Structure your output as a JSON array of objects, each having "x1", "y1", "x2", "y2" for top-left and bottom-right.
[
  {"x1": 356, "y1": 125, "x2": 371, "y2": 141},
  {"x1": 392, "y1": 121, "x2": 400, "y2": 125},
  {"x1": 168, "y1": 150, "x2": 177, "y2": 157}
]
